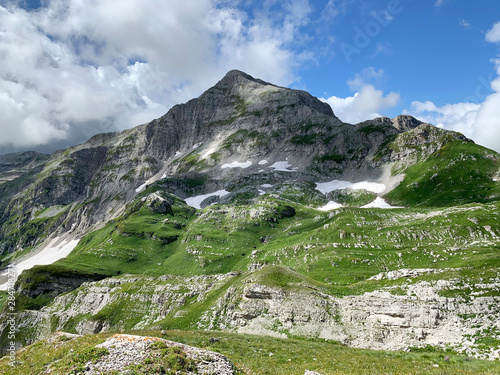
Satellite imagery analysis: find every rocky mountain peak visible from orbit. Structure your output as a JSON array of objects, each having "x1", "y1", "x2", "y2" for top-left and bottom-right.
[
  {"x1": 391, "y1": 115, "x2": 424, "y2": 132},
  {"x1": 215, "y1": 69, "x2": 274, "y2": 89}
]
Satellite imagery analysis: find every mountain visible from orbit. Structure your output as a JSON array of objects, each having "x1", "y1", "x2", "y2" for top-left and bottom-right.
[
  {"x1": 1, "y1": 71, "x2": 496, "y2": 256},
  {"x1": 1, "y1": 70, "x2": 500, "y2": 370}
]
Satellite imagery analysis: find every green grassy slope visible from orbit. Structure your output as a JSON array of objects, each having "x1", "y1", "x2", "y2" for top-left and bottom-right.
[
  {"x1": 386, "y1": 139, "x2": 500, "y2": 207},
  {"x1": 15, "y1": 183, "x2": 500, "y2": 313},
  {"x1": 1, "y1": 330, "x2": 500, "y2": 375}
]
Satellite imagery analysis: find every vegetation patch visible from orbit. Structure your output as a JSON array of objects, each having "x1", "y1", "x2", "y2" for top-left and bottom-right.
[{"x1": 387, "y1": 141, "x2": 500, "y2": 207}]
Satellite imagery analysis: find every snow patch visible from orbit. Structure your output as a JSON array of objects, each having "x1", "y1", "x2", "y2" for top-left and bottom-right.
[
  {"x1": 269, "y1": 161, "x2": 297, "y2": 172},
  {"x1": 193, "y1": 143, "x2": 200, "y2": 149},
  {"x1": 185, "y1": 190, "x2": 230, "y2": 209},
  {"x1": 316, "y1": 179, "x2": 386, "y2": 194},
  {"x1": 369, "y1": 268, "x2": 446, "y2": 281},
  {"x1": 202, "y1": 148, "x2": 216, "y2": 159},
  {"x1": 361, "y1": 197, "x2": 402, "y2": 209},
  {"x1": 260, "y1": 184, "x2": 273, "y2": 188},
  {"x1": 174, "y1": 151, "x2": 181, "y2": 158},
  {"x1": 221, "y1": 160, "x2": 252, "y2": 169},
  {"x1": 258, "y1": 160, "x2": 268, "y2": 165},
  {"x1": 0, "y1": 237, "x2": 80, "y2": 290},
  {"x1": 318, "y1": 201, "x2": 343, "y2": 211},
  {"x1": 135, "y1": 182, "x2": 148, "y2": 193},
  {"x1": 258, "y1": 189, "x2": 266, "y2": 195}
]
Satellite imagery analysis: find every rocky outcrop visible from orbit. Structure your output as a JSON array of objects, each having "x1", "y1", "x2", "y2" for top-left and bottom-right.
[
  {"x1": 42, "y1": 273, "x2": 237, "y2": 335},
  {"x1": 0, "y1": 70, "x2": 481, "y2": 259},
  {"x1": 0, "y1": 151, "x2": 49, "y2": 181},
  {"x1": 15, "y1": 265, "x2": 110, "y2": 302},
  {"x1": 34, "y1": 147, "x2": 108, "y2": 206},
  {"x1": 89, "y1": 334, "x2": 237, "y2": 375},
  {"x1": 11, "y1": 268, "x2": 499, "y2": 360},
  {"x1": 199, "y1": 277, "x2": 500, "y2": 360},
  {"x1": 391, "y1": 115, "x2": 424, "y2": 132}
]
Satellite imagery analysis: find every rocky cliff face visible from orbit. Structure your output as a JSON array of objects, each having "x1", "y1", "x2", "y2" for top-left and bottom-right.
[
  {"x1": 0, "y1": 74, "x2": 491, "y2": 239},
  {"x1": 1, "y1": 70, "x2": 499, "y2": 361},
  {"x1": 202, "y1": 277, "x2": 500, "y2": 360},
  {"x1": 11, "y1": 268, "x2": 500, "y2": 360},
  {"x1": 0, "y1": 70, "x2": 477, "y2": 259}
]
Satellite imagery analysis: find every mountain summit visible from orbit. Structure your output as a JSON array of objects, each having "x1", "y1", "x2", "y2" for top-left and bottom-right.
[
  {"x1": 0, "y1": 70, "x2": 492, "y2": 255},
  {"x1": 1, "y1": 70, "x2": 500, "y2": 363}
]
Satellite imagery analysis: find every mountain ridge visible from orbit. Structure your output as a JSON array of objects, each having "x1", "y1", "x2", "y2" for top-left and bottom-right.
[
  {"x1": 0, "y1": 70, "x2": 491, "y2": 261},
  {"x1": 1, "y1": 70, "x2": 499, "y2": 365}
]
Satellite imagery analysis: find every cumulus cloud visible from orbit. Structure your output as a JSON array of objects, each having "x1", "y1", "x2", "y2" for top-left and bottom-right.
[
  {"x1": 321, "y1": 68, "x2": 399, "y2": 124},
  {"x1": 404, "y1": 22, "x2": 500, "y2": 153},
  {"x1": 322, "y1": 84, "x2": 400, "y2": 124},
  {"x1": 0, "y1": 0, "x2": 313, "y2": 153},
  {"x1": 405, "y1": 101, "x2": 480, "y2": 135},
  {"x1": 347, "y1": 67, "x2": 386, "y2": 90},
  {"x1": 486, "y1": 22, "x2": 500, "y2": 43},
  {"x1": 408, "y1": 92, "x2": 500, "y2": 153}
]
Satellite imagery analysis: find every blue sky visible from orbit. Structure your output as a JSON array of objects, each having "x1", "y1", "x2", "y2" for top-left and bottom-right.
[{"x1": 1, "y1": 0, "x2": 499, "y2": 153}]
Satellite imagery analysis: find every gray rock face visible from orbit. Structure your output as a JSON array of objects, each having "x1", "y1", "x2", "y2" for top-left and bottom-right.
[
  {"x1": 0, "y1": 151, "x2": 49, "y2": 177},
  {"x1": 0, "y1": 70, "x2": 475, "y2": 254},
  {"x1": 199, "y1": 279, "x2": 500, "y2": 360},
  {"x1": 12, "y1": 270, "x2": 500, "y2": 360},
  {"x1": 391, "y1": 115, "x2": 424, "y2": 132},
  {"x1": 34, "y1": 147, "x2": 108, "y2": 206},
  {"x1": 16, "y1": 267, "x2": 109, "y2": 300}
]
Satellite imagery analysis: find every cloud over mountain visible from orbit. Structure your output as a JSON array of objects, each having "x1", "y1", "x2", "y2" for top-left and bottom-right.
[{"x1": 0, "y1": 0, "x2": 311, "y2": 153}]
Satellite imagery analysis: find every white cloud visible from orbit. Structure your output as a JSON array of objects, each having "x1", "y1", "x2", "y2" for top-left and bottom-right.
[
  {"x1": 459, "y1": 19, "x2": 471, "y2": 29},
  {"x1": 486, "y1": 22, "x2": 500, "y2": 43},
  {"x1": 347, "y1": 67, "x2": 386, "y2": 90},
  {"x1": 0, "y1": 0, "x2": 313, "y2": 152},
  {"x1": 407, "y1": 96, "x2": 500, "y2": 153},
  {"x1": 322, "y1": 84, "x2": 400, "y2": 124},
  {"x1": 322, "y1": 67, "x2": 399, "y2": 124},
  {"x1": 405, "y1": 101, "x2": 480, "y2": 135},
  {"x1": 434, "y1": 0, "x2": 446, "y2": 7},
  {"x1": 473, "y1": 91, "x2": 500, "y2": 152},
  {"x1": 402, "y1": 22, "x2": 500, "y2": 153}
]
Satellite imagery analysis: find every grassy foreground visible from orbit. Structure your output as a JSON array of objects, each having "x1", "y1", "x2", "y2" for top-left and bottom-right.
[{"x1": 1, "y1": 329, "x2": 500, "y2": 375}]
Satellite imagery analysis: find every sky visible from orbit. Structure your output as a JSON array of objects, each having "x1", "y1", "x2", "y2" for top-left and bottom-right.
[{"x1": 0, "y1": 0, "x2": 499, "y2": 154}]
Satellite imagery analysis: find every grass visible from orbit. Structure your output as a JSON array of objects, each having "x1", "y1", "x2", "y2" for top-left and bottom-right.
[
  {"x1": 0, "y1": 334, "x2": 108, "y2": 375},
  {"x1": 3, "y1": 330, "x2": 498, "y2": 375},
  {"x1": 16, "y1": 190, "x2": 500, "y2": 311},
  {"x1": 4, "y1": 164, "x2": 500, "y2": 356},
  {"x1": 387, "y1": 140, "x2": 500, "y2": 207},
  {"x1": 0, "y1": 292, "x2": 7, "y2": 311},
  {"x1": 327, "y1": 188, "x2": 377, "y2": 207}
]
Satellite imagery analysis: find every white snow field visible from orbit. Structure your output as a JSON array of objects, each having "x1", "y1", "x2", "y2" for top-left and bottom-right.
[
  {"x1": 361, "y1": 197, "x2": 402, "y2": 209},
  {"x1": 315, "y1": 179, "x2": 386, "y2": 195},
  {"x1": 135, "y1": 182, "x2": 148, "y2": 193},
  {"x1": 184, "y1": 190, "x2": 230, "y2": 209},
  {"x1": 318, "y1": 201, "x2": 343, "y2": 211},
  {"x1": 0, "y1": 236, "x2": 80, "y2": 290},
  {"x1": 269, "y1": 161, "x2": 297, "y2": 172},
  {"x1": 202, "y1": 148, "x2": 216, "y2": 159},
  {"x1": 221, "y1": 160, "x2": 252, "y2": 169}
]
